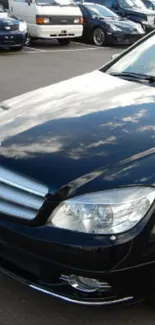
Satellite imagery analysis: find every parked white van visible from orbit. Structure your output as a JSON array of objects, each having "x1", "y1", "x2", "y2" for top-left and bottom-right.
[{"x1": 8, "y1": 0, "x2": 83, "y2": 45}]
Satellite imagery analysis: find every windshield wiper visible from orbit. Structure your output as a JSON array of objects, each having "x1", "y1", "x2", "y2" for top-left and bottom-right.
[{"x1": 110, "y1": 72, "x2": 155, "y2": 84}]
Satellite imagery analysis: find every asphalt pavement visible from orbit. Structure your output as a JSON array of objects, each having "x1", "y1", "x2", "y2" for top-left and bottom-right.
[{"x1": 1, "y1": 39, "x2": 155, "y2": 325}]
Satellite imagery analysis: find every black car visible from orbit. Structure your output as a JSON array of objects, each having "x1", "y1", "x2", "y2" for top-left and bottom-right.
[
  {"x1": 2, "y1": 31, "x2": 155, "y2": 306},
  {"x1": 81, "y1": 0, "x2": 155, "y2": 32},
  {"x1": 78, "y1": 2, "x2": 145, "y2": 46},
  {"x1": 0, "y1": 6, "x2": 27, "y2": 50},
  {"x1": 0, "y1": 0, "x2": 8, "y2": 9}
]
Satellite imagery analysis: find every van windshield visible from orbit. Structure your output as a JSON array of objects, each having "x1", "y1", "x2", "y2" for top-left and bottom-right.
[{"x1": 36, "y1": 0, "x2": 76, "y2": 6}]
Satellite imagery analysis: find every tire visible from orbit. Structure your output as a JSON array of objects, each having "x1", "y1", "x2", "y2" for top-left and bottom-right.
[
  {"x1": 92, "y1": 27, "x2": 106, "y2": 46},
  {"x1": 25, "y1": 34, "x2": 37, "y2": 47},
  {"x1": 58, "y1": 38, "x2": 70, "y2": 46},
  {"x1": 141, "y1": 24, "x2": 147, "y2": 32}
]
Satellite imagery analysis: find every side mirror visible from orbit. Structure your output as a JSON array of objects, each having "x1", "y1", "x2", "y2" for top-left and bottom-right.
[{"x1": 111, "y1": 53, "x2": 119, "y2": 60}]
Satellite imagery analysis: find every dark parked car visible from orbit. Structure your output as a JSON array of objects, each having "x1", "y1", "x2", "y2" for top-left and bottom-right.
[
  {"x1": 142, "y1": 0, "x2": 155, "y2": 10},
  {"x1": 0, "y1": 0, "x2": 8, "y2": 9},
  {"x1": 2, "y1": 31, "x2": 155, "y2": 306},
  {"x1": 80, "y1": 0, "x2": 155, "y2": 32},
  {"x1": 78, "y1": 2, "x2": 145, "y2": 46},
  {"x1": 0, "y1": 6, "x2": 28, "y2": 50}
]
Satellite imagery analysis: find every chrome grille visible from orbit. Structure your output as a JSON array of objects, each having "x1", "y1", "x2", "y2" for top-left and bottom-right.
[{"x1": 0, "y1": 166, "x2": 48, "y2": 220}]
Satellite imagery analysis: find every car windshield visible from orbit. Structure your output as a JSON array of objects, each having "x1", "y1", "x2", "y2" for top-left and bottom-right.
[
  {"x1": 35, "y1": 0, "x2": 75, "y2": 6},
  {"x1": 119, "y1": 0, "x2": 146, "y2": 8},
  {"x1": 104, "y1": 33, "x2": 155, "y2": 80},
  {"x1": 85, "y1": 4, "x2": 118, "y2": 17},
  {"x1": 0, "y1": 5, "x2": 4, "y2": 11}
]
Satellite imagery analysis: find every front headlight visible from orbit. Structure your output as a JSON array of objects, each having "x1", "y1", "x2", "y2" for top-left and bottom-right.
[
  {"x1": 109, "y1": 24, "x2": 122, "y2": 32},
  {"x1": 50, "y1": 187, "x2": 155, "y2": 234},
  {"x1": 19, "y1": 21, "x2": 27, "y2": 32},
  {"x1": 36, "y1": 16, "x2": 50, "y2": 24}
]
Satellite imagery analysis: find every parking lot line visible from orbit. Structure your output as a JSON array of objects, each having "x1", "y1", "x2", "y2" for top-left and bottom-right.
[
  {"x1": 23, "y1": 46, "x2": 104, "y2": 54},
  {"x1": 26, "y1": 46, "x2": 46, "y2": 52}
]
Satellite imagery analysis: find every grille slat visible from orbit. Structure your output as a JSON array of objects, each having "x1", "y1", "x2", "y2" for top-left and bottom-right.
[
  {"x1": 0, "y1": 166, "x2": 48, "y2": 221},
  {"x1": 0, "y1": 199, "x2": 37, "y2": 220},
  {"x1": 0, "y1": 183, "x2": 44, "y2": 210},
  {"x1": 0, "y1": 24, "x2": 19, "y2": 31}
]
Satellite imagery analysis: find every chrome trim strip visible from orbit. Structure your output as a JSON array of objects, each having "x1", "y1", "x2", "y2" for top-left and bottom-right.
[
  {"x1": 29, "y1": 285, "x2": 134, "y2": 306},
  {"x1": 0, "y1": 166, "x2": 48, "y2": 220},
  {"x1": 0, "y1": 265, "x2": 134, "y2": 306},
  {"x1": 0, "y1": 166, "x2": 48, "y2": 197},
  {"x1": 0, "y1": 183, "x2": 44, "y2": 209},
  {"x1": 0, "y1": 200, "x2": 37, "y2": 220},
  {"x1": 60, "y1": 274, "x2": 111, "y2": 293}
]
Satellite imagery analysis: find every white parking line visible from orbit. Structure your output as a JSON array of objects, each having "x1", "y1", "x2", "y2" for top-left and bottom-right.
[
  {"x1": 71, "y1": 41, "x2": 97, "y2": 48},
  {"x1": 23, "y1": 46, "x2": 103, "y2": 54},
  {"x1": 25, "y1": 46, "x2": 46, "y2": 52}
]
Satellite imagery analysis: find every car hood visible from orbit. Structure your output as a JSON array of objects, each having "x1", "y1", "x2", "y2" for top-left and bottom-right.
[
  {"x1": 102, "y1": 17, "x2": 143, "y2": 32},
  {"x1": 0, "y1": 13, "x2": 19, "y2": 25},
  {"x1": 1, "y1": 70, "x2": 155, "y2": 195}
]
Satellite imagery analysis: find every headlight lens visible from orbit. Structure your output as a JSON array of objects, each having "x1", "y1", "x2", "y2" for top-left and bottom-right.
[
  {"x1": 109, "y1": 24, "x2": 122, "y2": 32},
  {"x1": 74, "y1": 17, "x2": 84, "y2": 24},
  {"x1": 19, "y1": 21, "x2": 27, "y2": 32},
  {"x1": 50, "y1": 187, "x2": 155, "y2": 234},
  {"x1": 36, "y1": 16, "x2": 50, "y2": 24}
]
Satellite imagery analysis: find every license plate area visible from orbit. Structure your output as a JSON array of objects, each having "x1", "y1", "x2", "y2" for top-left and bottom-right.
[{"x1": 3, "y1": 35, "x2": 15, "y2": 43}]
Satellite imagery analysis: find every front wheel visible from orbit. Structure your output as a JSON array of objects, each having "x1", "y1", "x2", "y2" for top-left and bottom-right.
[
  {"x1": 25, "y1": 34, "x2": 37, "y2": 47},
  {"x1": 92, "y1": 27, "x2": 106, "y2": 46},
  {"x1": 58, "y1": 38, "x2": 70, "y2": 46}
]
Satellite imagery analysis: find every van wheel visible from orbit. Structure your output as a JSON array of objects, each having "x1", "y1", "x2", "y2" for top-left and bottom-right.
[
  {"x1": 92, "y1": 27, "x2": 106, "y2": 46},
  {"x1": 58, "y1": 39, "x2": 70, "y2": 45}
]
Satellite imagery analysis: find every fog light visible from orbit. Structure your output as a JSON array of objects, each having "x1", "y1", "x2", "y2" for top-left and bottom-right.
[{"x1": 61, "y1": 274, "x2": 111, "y2": 293}]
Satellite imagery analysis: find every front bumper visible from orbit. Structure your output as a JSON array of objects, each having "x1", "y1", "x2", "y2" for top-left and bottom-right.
[
  {"x1": 0, "y1": 31, "x2": 26, "y2": 48},
  {"x1": 30, "y1": 24, "x2": 83, "y2": 39},
  {"x1": 0, "y1": 241, "x2": 139, "y2": 305},
  {"x1": 0, "y1": 218, "x2": 153, "y2": 306},
  {"x1": 107, "y1": 32, "x2": 145, "y2": 45}
]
